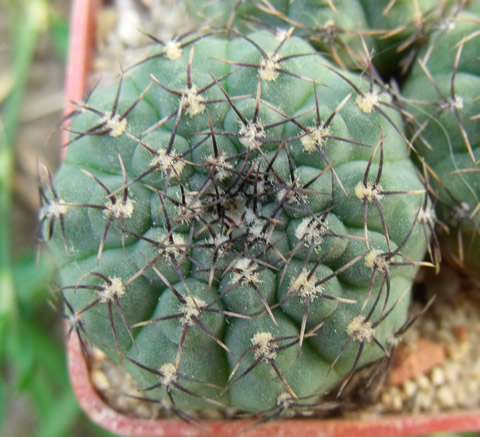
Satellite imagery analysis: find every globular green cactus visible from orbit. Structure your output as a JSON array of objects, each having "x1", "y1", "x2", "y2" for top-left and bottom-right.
[
  {"x1": 183, "y1": 0, "x2": 467, "y2": 74},
  {"x1": 401, "y1": 7, "x2": 480, "y2": 278},
  {"x1": 41, "y1": 29, "x2": 431, "y2": 416},
  {"x1": 359, "y1": 0, "x2": 466, "y2": 75},
  {"x1": 184, "y1": 0, "x2": 373, "y2": 70}
]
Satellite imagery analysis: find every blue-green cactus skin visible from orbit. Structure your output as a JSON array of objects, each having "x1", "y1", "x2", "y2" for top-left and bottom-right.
[
  {"x1": 402, "y1": 9, "x2": 480, "y2": 277},
  {"x1": 42, "y1": 30, "x2": 430, "y2": 413}
]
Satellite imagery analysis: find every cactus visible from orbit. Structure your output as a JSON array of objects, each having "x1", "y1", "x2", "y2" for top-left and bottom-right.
[
  {"x1": 401, "y1": 6, "x2": 480, "y2": 278},
  {"x1": 183, "y1": 0, "x2": 466, "y2": 74},
  {"x1": 359, "y1": 0, "x2": 463, "y2": 76},
  {"x1": 184, "y1": 0, "x2": 372, "y2": 70},
  {"x1": 40, "y1": 27, "x2": 433, "y2": 417}
]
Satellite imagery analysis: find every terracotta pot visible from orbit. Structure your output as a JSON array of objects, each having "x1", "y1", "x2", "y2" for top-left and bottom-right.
[
  {"x1": 64, "y1": 0, "x2": 480, "y2": 435},
  {"x1": 67, "y1": 333, "x2": 480, "y2": 437}
]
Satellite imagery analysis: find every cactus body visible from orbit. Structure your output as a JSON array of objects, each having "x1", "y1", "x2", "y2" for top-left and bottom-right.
[
  {"x1": 184, "y1": 0, "x2": 463, "y2": 74},
  {"x1": 184, "y1": 0, "x2": 372, "y2": 69},
  {"x1": 402, "y1": 9, "x2": 480, "y2": 277},
  {"x1": 42, "y1": 30, "x2": 430, "y2": 414}
]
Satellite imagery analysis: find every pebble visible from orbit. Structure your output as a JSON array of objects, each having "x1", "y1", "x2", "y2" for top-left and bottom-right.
[
  {"x1": 436, "y1": 386, "x2": 456, "y2": 408},
  {"x1": 430, "y1": 367, "x2": 445, "y2": 386},
  {"x1": 381, "y1": 290, "x2": 480, "y2": 414},
  {"x1": 91, "y1": 368, "x2": 110, "y2": 391}
]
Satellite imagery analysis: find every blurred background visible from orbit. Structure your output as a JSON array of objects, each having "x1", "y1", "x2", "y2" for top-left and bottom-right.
[
  {"x1": 0, "y1": 0, "x2": 113, "y2": 435},
  {"x1": 0, "y1": 0, "x2": 477, "y2": 436}
]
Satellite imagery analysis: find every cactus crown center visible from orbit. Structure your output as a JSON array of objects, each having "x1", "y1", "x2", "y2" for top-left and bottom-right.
[{"x1": 205, "y1": 152, "x2": 234, "y2": 181}]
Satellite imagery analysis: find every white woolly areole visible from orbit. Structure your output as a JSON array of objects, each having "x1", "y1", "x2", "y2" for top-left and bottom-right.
[
  {"x1": 231, "y1": 257, "x2": 261, "y2": 286},
  {"x1": 453, "y1": 201, "x2": 470, "y2": 220},
  {"x1": 244, "y1": 208, "x2": 266, "y2": 241},
  {"x1": 150, "y1": 149, "x2": 185, "y2": 176},
  {"x1": 175, "y1": 195, "x2": 203, "y2": 223},
  {"x1": 417, "y1": 207, "x2": 435, "y2": 225},
  {"x1": 104, "y1": 196, "x2": 135, "y2": 219},
  {"x1": 239, "y1": 121, "x2": 265, "y2": 150},
  {"x1": 244, "y1": 208, "x2": 257, "y2": 224},
  {"x1": 207, "y1": 233, "x2": 230, "y2": 254},
  {"x1": 251, "y1": 331, "x2": 277, "y2": 361},
  {"x1": 291, "y1": 270, "x2": 324, "y2": 302},
  {"x1": 356, "y1": 93, "x2": 379, "y2": 114},
  {"x1": 355, "y1": 181, "x2": 383, "y2": 203},
  {"x1": 276, "y1": 183, "x2": 303, "y2": 205},
  {"x1": 101, "y1": 112, "x2": 127, "y2": 137},
  {"x1": 438, "y1": 19, "x2": 456, "y2": 32},
  {"x1": 163, "y1": 233, "x2": 186, "y2": 260},
  {"x1": 181, "y1": 296, "x2": 206, "y2": 326},
  {"x1": 44, "y1": 200, "x2": 69, "y2": 218},
  {"x1": 365, "y1": 249, "x2": 389, "y2": 271},
  {"x1": 295, "y1": 217, "x2": 327, "y2": 251},
  {"x1": 181, "y1": 85, "x2": 206, "y2": 116},
  {"x1": 387, "y1": 335, "x2": 401, "y2": 348},
  {"x1": 164, "y1": 40, "x2": 183, "y2": 60},
  {"x1": 247, "y1": 218, "x2": 266, "y2": 242},
  {"x1": 301, "y1": 125, "x2": 331, "y2": 152},
  {"x1": 450, "y1": 96, "x2": 464, "y2": 110},
  {"x1": 99, "y1": 276, "x2": 126, "y2": 303},
  {"x1": 277, "y1": 392, "x2": 293, "y2": 408},
  {"x1": 275, "y1": 28, "x2": 289, "y2": 41},
  {"x1": 159, "y1": 362, "x2": 177, "y2": 387},
  {"x1": 205, "y1": 152, "x2": 233, "y2": 181},
  {"x1": 347, "y1": 315, "x2": 375, "y2": 342},
  {"x1": 224, "y1": 195, "x2": 247, "y2": 226},
  {"x1": 259, "y1": 54, "x2": 280, "y2": 81}
]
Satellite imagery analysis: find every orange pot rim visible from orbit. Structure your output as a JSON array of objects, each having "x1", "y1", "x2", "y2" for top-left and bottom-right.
[{"x1": 67, "y1": 333, "x2": 480, "y2": 437}]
